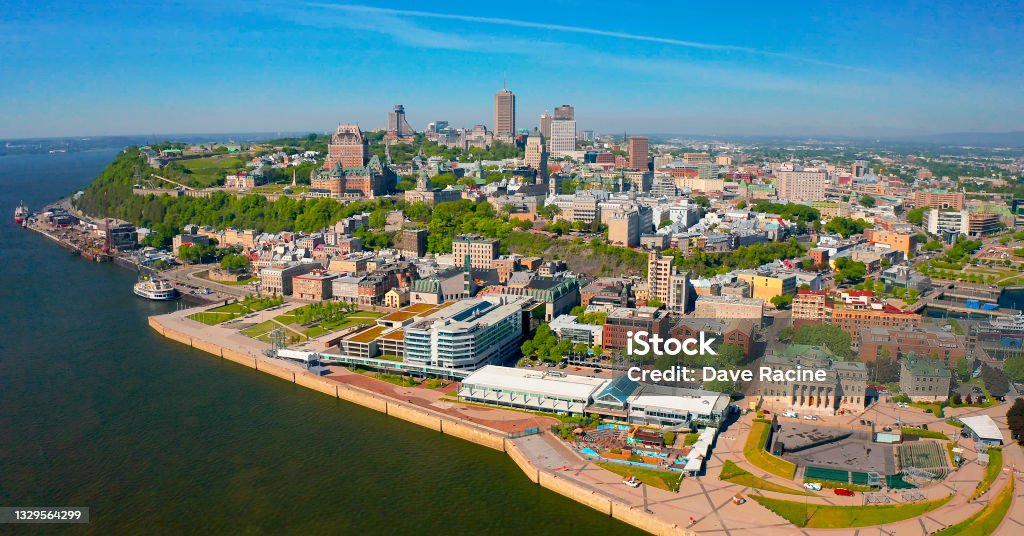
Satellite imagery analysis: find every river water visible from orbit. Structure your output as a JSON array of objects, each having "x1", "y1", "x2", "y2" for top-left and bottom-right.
[{"x1": 0, "y1": 150, "x2": 641, "y2": 535}]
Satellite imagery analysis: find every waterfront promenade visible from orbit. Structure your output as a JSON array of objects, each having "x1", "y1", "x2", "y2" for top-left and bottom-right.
[{"x1": 150, "y1": 303, "x2": 1024, "y2": 536}]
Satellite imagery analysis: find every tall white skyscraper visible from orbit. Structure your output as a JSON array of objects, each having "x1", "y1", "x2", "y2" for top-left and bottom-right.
[{"x1": 549, "y1": 105, "x2": 576, "y2": 156}]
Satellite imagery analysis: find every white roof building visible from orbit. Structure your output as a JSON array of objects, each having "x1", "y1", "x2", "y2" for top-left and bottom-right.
[
  {"x1": 959, "y1": 415, "x2": 1004, "y2": 446},
  {"x1": 458, "y1": 365, "x2": 611, "y2": 414}
]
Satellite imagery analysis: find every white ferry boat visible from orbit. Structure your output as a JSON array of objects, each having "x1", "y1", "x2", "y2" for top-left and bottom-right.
[{"x1": 133, "y1": 277, "x2": 180, "y2": 300}]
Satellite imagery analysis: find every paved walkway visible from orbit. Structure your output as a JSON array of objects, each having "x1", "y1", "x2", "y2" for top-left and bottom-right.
[{"x1": 155, "y1": 306, "x2": 1024, "y2": 534}]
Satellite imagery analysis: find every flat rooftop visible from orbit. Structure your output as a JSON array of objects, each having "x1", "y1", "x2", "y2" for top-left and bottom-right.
[
  {"x1": 462, "y1": 365, "x2": 611, "y2": 401},
  {"x1": 345, "y1": 325, "x2": 387, "y2": 344}
]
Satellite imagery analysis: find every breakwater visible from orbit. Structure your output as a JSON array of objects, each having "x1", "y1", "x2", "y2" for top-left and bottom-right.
[{"x1": 149, "y1": 314, "x2": 689, "y2": 536}]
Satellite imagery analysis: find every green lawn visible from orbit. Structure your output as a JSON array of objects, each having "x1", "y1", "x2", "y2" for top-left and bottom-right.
[
  {"x1": 187, "y1": 302, "x2": 248, "y2": 325},
  {"x1": 239, "y1": 320, "x2": 306, "y2": 344},
  {"x1": 910, "y1": 401, "x2": 945, "y2": 417},
  {"x1": 181, "y1": 156, "x2": 246, "y2": 186},
  {"x1": 744, "y1": 419, "x2": 797, "y2": 480},
  {"x1": 719, "y1": 460, "x2": 814, "y2": 496},
  {"x1": 275, "y1": 306, "x2": 383, "y2": 337},
  {"x1": 751, "y1": 494, "x2": 953, "y2": 528},
  {"x1": 936, "y1": 478, "x2": 1013, "y2": 535},
  {"x1": 595, "y1": 462, "x2": 682, "y2": 492},
  {"x1": 188, "y1": 296, "x2": 284, "y2": 325},
  {"x1": 970, "y1": 448, "x2": 1003, "y2": 501},
  {"x1": 370, "y1": 372, "x2": 420, "y2": 388},
  {"x1": 157, "y1": 155, "x2": 249, "y2": 188},
  {"x1": 901, "y1": 427, "x2": 950, "y2": 440}
]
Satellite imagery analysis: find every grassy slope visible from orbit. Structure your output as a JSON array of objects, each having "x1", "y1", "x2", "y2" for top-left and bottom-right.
[
  {"x1": 935, "y1": 478, "x2": 1013, "y2": 536},
  {"x1": 595, "y1": 462, "x2": 682, "y2": 492},
  {"x1": 720, "y1": 460, "x2": 814, "y2": 496},
  {"x1": 743, "y1": 420, "x2": 797, "y2": 480},
  {"x1": 751, "y1": 494, "x2": 953, "y2": 528}
]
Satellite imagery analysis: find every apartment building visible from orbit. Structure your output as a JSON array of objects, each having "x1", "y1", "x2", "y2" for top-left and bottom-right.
[
  {"x1": 602, "y1": 306, "x2": 671, "y2": 351},
  {"x1": 452, "y1": 234, "x2": 500, "y2": 269},
  {"x1": 775, "y1": 170, "x2": 829, "y2": 202}
]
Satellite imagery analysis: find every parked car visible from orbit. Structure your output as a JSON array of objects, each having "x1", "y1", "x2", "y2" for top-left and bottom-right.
[
  {"x1": 803, "y1": 482, "x2": 822, "y2": 491},
  {"x1": 803, "y1": 415, "x2": 818, "y2": 421},
  {"x1": 783, "y1": 410, "x2": 798, "y2": 418},
  {"x1": 833, "y1": 488, "x2": 855, "y2": 497}
]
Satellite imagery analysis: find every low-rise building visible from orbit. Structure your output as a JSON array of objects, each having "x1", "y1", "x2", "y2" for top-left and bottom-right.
[
  {"x1": 458, "y1": 365, "x2": 610, "y2": 415},
  {"x1": 292, "y1": 270, "x2": 337, "y2": 301},
  {"x1": 858, "y1": 327, "x2": 965, "y2": 365},
  {"x1": 736, "y1": 271, "x2": 797, "y2": 301},
  {"x1": 958, "y1": 415, "x2": 1004, "y2": 447},
  {"x1": 754, "y1": 345, "x2": 868, "y2": 414},
  {"x1": 172, "y1": 233, "x2": 210, "y2": 255},
  {"x1": 898, "y1": 355, "x2": 952, "y2": 402},
  {"x1": 549, "y1": 314, "x2": 603, "y2": 346},
  {"x1": 626, "y1": 384, "x2": 731, "y2": 428},
  {"x1": 260, "y1": 262, "x2": 321, "y2": 296},
  {"x1": 693, "y1": 295, "x2": 764, "y2": 322},
  {"x1": 602, "y1": 306, "x2": 670, "y2": 351},
  {"x1": 792, "y1": 290, "x2": 921, "y2": 336},
  {"x1": 384, "y1": 287, "x2": 410, "y2": 308}
]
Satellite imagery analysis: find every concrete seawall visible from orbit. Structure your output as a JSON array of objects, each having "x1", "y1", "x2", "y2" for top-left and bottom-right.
[{"x1": 149, "y1": 314, "x2": 686, "y2": 535}]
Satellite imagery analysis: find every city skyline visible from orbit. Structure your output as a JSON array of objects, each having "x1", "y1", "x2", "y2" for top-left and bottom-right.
[{"x1": 2, "y1": 1, "x2": 1023, "y2": 138}]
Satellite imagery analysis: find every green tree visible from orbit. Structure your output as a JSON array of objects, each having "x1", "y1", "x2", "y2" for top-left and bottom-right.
[
  {"x1": 770, "y1": 294, "x2": 793, "y2": 309},
  {"x1": 792, "y1": 323, "x2": 853, "y2": 359},
  {"x1": 220, "y1": 253, "x2": 250, "y2": 273},
  {"x1": 956, "y1": 356, "x2": 972, "y2": 382},
  {"x1": 716, "y1": 343, "x2": 745, "y2": 367},
  {"x1": 823, "y1": 217, "x2": 870, "y2": 238},
  {"x1": 834, "y1": 257, "x2": 867, "y2": 284},
  {"x1": 859, "y1": 194, "x2": 876, "y2": 208},
  {"x1": 1003, "y1": 356, "x2": 1024, "y2": 383},
  {"x1": 906, "y1": 207, "x2": 927, "y2": 225}
]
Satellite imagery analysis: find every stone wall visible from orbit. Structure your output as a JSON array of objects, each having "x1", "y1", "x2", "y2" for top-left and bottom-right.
[{"x1": 149, "y1": 313, "x2": 687, "y2": 536}]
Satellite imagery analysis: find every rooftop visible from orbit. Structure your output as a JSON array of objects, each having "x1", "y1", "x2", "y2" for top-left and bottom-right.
[
  {"x1": 959, "y1": 415, "x2": 1003, "y2": 442},
  {"x1": 462, "y1": 365, "x2": 610, "y2": 401},
  {"x1": 902, "y1": 356, "x2": 952, "y2": 378}
]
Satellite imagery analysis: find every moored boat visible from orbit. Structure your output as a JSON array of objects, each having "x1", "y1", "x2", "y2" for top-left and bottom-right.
[{"x1": 133, "y1": 277, "x2": 180, "y2": 300}]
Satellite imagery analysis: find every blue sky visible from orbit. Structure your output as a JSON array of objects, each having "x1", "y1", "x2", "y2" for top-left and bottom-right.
[{"x1": 1, "y1": 0, "x2": 1022, "y2": 138}]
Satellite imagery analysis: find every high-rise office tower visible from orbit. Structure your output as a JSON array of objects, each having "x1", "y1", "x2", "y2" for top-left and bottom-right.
[
  {"x1": 539, "y1": 112, "x2": 552, "y2": 141},
  {"x1": 549, "y1": 104, "x2": 576, "y2": 156},
  {"x1": 553, "y1": 104, "x2": 575, "y2": 120},
  {"x1": 629, "y1": 136, "x2": 649, "y2": 170},
  {"x1": 524, "y1": 129, "x2": 548, "y2": 183},
  {"x1": 494, "y1": 88, "x2": 515, "y2": 143}
]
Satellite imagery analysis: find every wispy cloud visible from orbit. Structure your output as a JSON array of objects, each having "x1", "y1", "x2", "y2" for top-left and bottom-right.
[{"x1": 303, "y1": 2, "x2": 874, "y2": 73}]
